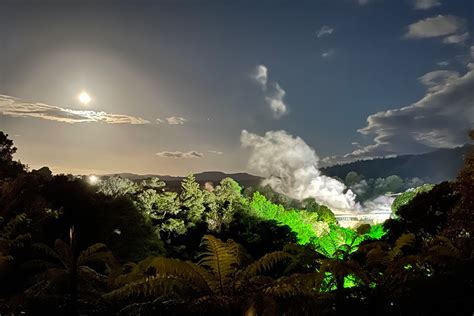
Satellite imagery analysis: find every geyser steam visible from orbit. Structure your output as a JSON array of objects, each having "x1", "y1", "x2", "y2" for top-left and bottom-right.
[{"x1": 241, "y1": 130, "x2": 358, "y2": 213}]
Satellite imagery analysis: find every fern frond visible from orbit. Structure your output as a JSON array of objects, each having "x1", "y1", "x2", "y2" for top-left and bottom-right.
[
  {"x1": 10, "y1": 233, "x2": 31, "y2": 247},
  {"x1": 22, "y1": 259, "x2": 60, "y2": 271},
  {"x1": 241, "y1": 251, "x2": 291, "y2": 279},
  {"x1": 0, "y1": 213, "x2": 27, "y2": 239},
  {"x1": 366, "y1": 247, "x2": 390, "y2": 267},
  {"x1": 264, "y1": 273, "x2": 323, "y2": 298},
  {"x1": 53, "y1": 239, "x2": 73, "y2": 267},
  {"x1": 104, "y1": 275, "x2": 189, "y2": 300},
  {"x1": 77, "y1": 243, "x2": 108, "y2": 264},
  {"x1": 198, "y1": 235, "x2": 239, "y2": 294},
  {"x1": 188, "y1": 261, "x2": 220, "y2": 294},
  {"x1": 78, "y1": 266, "x2": 109, "y2": 284},
  {"x1": 425, "y1": 237, "x2": 461, "y2": 262},
  {"x1": 32, "y1": 242, "x2": 67, "y2": 268},
  {"x1": 148, "y1": 257, "x2": 213, "y2": 293},
  {"x1": 389, "y1": 233, "x2": 415, "y2": 261}
]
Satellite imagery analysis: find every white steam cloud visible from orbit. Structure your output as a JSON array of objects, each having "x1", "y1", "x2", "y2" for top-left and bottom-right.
[
  {"x1": 241, "y1": 130, "x2": 359, "y2": 213},
  {"x1": 253, "y1": 65, "x2": 289, "y2": 119}
]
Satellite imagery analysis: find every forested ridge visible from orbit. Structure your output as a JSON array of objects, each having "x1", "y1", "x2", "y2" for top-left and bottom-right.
[{"x1": 0, "y1": 131, "x2": 473, "y2": 315}]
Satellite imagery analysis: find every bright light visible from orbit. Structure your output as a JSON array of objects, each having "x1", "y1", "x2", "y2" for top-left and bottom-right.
[
  {"x1": 88, "y1": 175, "x2": 99, "y2": 185},
  {"x1": 78, "y1": 91, "x2": 92, "y2": 105}
]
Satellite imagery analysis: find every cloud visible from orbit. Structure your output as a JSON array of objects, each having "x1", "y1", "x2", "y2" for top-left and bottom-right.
[
  {"x1": 436, "y1": 60, "x2": 450, "y2": 67},
  {"x1": 253, "y1": 65, "x2": 289, "y2": 119},
  {"x1": 165, "y1": 116, "x2": 187, "y2": 125},
  {"x1": 241, "y1": 129, "x2": 358, "y2": 213},
  {"x1": 418, "y1": 70, "x2": 460, "y2": 92},
  {"x1": 413, "y1": 0, "x2": 441, "y2": 10},
  {"x1": 156, "y1": 151, "x2": 203, "y2": 158},
  {"x1": 208, "y1": 150, "x2": 223, "y2": 155},
  {"x1": 321, "y1": 49, "x2": 335, "y2": 58},
  {"x1": 156, "y1": 116, "x2": 188, "y2": 125},
  {"x1": 265, "y1": 83, "x2": 288, "y2": 118},
  {"x1": 405, "y1": 15, "x2": 466, "y2": 39},
  {"x1": 0, "y1": 94, "x2": 150, "y2": 124},
  {"x1": 317, "y1": 25, "x2": 334, "y2": 38},
  {"x1": 254, "y1": 65, "x2": 268, "y2": 86},
  {"x1": 332, "y1": 64, "x2": 474, "y2": 163},
  {"x1": 442, "y1": 32, "x2": 469, "y2": 45}
]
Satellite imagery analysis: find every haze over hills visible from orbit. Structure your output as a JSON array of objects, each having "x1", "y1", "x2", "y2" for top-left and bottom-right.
[
  {"x1": 101, "y1": 146, "x2": 472, "y2": 188},
  {"x1": 321, "y1": 145, "x2": 472, "y2": 183}
]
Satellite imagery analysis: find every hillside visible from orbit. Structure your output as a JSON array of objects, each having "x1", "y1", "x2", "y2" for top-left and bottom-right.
[
  {"x1": 322, "y1": 145, "x2": 472, "y2": 182},
  {"x1": 106, "y1": 171, "x2": 263, "y2": 188}
]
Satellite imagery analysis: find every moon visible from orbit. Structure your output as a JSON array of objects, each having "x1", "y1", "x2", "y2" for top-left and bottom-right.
[{"x1": 78, "y1": 91, "x2": 92, "y2": 105}]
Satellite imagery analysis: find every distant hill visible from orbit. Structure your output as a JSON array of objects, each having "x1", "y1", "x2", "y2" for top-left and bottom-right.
[
  {"x1": 322, "y1": 145, "x2": 472, "y2": 183},
  {"x1": 105, "y1": 171, "x2": 262, "y2": 189}
]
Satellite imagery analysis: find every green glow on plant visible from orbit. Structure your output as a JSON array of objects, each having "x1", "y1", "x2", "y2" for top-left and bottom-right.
[
  {"x1": 249, "y1": 192, "x2": 387, "y2": 259},
  {"x1": 403, "y1": 264, "x2": 413, "y2": 270}
]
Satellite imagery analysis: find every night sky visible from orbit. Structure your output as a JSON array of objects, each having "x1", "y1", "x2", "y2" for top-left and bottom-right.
[{"x1": 0, "y1": 0, "x2": 472, "y2": 175}]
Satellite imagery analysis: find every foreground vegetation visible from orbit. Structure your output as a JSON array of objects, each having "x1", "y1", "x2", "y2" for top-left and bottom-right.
[{"x1": 0, "y1": 131, "x2": 473, "y2": 315}]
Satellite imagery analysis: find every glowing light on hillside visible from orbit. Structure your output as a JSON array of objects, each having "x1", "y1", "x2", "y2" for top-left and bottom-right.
[{"x1": 88, "y1": 175, "x2": 99, "y2": 185}]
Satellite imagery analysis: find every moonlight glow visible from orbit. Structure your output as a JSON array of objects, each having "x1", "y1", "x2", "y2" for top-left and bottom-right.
[{"x1": 78, "y1": 91, "x2": 92, "y2": 105}]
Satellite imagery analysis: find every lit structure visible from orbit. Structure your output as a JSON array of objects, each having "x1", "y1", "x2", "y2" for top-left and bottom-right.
[{"x1": 335, "y1": 211, "x2": 392, "y2": 228}]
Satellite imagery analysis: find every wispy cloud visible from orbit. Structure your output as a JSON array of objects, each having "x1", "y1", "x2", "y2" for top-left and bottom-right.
[
  {"x1": 208, "y1": 150, "x2": 223, "y2": 155},
  {"x1": 166, "y1": 116, "x2": 187, "y2": 125},
  {"x1": 321, "y1": 49, "x2": 335, "y2": 58},
  {"x1": 156, "y1": 151, "x2": 204, "y2": 158},
  {"x1": 253, "y1": 65, "x2": 288, "y2": 119},
  {"x1": 0, "y1": 94, "x2": 150, "y2": 124},
  {"x1": 317, "y1": 25, "x2": 334, "y2": 38},
  {"x1": 442, "y1": 32, "x2": 469, "y2": 45},
  {"x1": 156, "y1": 116, "x2": 188, "y2": 125},
  {"x1": 405, "y1": 15, "x2": 468, "y2": 45},
  {"x1": 436, "y1": 60, "x2": 450, "y2": 67},
  {"x1": 413, "y1": 0, "x2": 441, "y2": 10},
  {"x1": 418, "y1": 70, "x2": 460, "y2": 92}
]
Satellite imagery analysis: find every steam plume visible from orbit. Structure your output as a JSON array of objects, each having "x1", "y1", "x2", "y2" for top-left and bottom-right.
[{"x1": 241, "y1": 130, "x2": 359, "y2": 213}]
